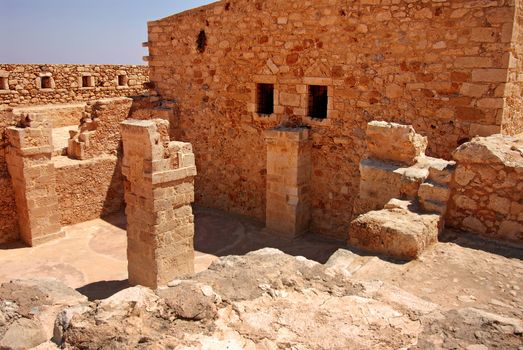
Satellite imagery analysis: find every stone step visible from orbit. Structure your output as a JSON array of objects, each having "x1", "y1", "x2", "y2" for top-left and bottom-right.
[
  {"x1": 418, "y1": 181, "x2": 450, "y2": 203},
  {"x1": 421, "y1": 199, "x2": 447, "y2": 215},
  {"x1": 349, "y1": 199, "x2": 441, "y2": 260},
  {"x1": 427, "y1": 159, "x2": 456, "y2": 185}
]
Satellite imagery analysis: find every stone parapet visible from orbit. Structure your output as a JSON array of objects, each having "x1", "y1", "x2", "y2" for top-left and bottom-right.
[
  {"x1": 121, "y1": 118, "x2": 196, "y2": 289},
  {"x1": 265, "y1": 127, "x2": 311, "y2": 237},
  {"x1": 5, "y1": 114, "x2": 63, "y2": 246}
]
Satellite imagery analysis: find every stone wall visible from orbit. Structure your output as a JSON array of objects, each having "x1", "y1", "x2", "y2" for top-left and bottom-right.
[
  {"x1": 502, "y1": 0, "x2": 523, "y2": 134},
  {"x1": 447, "y1": 135, "x2": 523, "y2": 243},
  {"x1": 54, "y1": 156, "x2": 124, "y2": 226},
  {"x1": 148, "y1": 0, "x2": 521, "y2": 238},
  {"x1": 0, "y1": 109, "x2": 19, "y2": 244},
  {"x1": 0, "y1": 64, "x2": 149, "y2": 107}
]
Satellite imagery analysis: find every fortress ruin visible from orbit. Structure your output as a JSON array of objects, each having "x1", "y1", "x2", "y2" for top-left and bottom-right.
[{"x1": 0, "y1": 1, "x2": 522, "y2": 349}]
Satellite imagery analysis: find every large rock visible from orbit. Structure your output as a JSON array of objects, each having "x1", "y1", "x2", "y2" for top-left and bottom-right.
[
  {"x1": 349, "y1": 199, "x2": 441, "y2": 260},
  {"x1": 0, "y1": 279, "x2": 87, "y2": 348},
  {"x1": 453, "y1": 134, "x2": 523, "y2": 167},
  {"x1": 366, "y1": 121, "x2": 428, "y2": 165}
]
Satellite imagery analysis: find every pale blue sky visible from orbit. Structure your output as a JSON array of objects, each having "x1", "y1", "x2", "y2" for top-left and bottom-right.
[{"x1": 0, "y1": 0, "x2": 215, "y2": 64}]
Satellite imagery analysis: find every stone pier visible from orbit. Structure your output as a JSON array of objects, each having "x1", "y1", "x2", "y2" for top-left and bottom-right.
[
  {"x1": 121, "y1": 119, "x2": 196, "y2": 289},
  {"x1": 265, "y1": 127, "x2": 311, "y2": 237},
  {"x1": 5, "y1": 114, "x2": 63, "y2": 246}
]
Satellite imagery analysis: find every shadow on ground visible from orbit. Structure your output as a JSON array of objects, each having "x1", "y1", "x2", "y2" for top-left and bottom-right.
[
  {"x1": 77, "y1": 279, "x2": 129, "y2": 301},
  {"x1": 441, "y1": 229, "x2": 523, "y2": 261}
]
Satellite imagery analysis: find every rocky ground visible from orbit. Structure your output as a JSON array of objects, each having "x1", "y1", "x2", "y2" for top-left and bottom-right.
[{"x1": 0, "y1": 234, "x2": 522, "y2": 349}]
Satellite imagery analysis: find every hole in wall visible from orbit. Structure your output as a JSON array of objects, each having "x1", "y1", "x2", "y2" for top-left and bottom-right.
[
  {"x1": 117, "y1": 75, "x2": 128, "y2": 86},
  {"x1": 224, "y1": 2, "x2": 231, "y2": 11},
  {"x1": 256, "y1": 83, "x2": 274, "y2": 115},
  {"x1": 196, "y1": 30, "x2": 207, "y2": 53},
  {"x1": 308, "y1": 85, "x2": 328, "y2": 119},
  {"x1": 41, "y1": 76, "x2": 52, "y2": 89},
  {"x1": 0, "y1": 77, "x2": 8, "y2": 90}
]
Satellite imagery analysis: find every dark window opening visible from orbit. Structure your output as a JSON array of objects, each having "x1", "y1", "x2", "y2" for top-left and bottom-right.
[
  {"x1": 118, "y1": 75, "x2": 128, "y2": 86},
  {"x1": 41, "y1": 76, "x2": 52, "y2": 89},
  {"x1": 196, "y1": 30, "x2": 207, "y2": 53},
  {"x1": 308, "y1": 85, "x2": 328, "y2": 119},
  {"x1": 0, "y1": 77, "x2": 7, "y2": 90},
  {"x1": 82, "y1": 76, "x2": 93, "y2": 88},
  {"x1": 256, "y1": 83, "x2": 274, "y2": 115}
]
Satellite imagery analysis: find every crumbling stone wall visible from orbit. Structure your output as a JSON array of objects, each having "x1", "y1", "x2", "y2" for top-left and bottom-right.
[
  {"x1": 448, "y1": 135, "x2": 523, "y2": 243},
  {"x1": 0, "y1": 109, "x2": 20, "y2": 244},
  {"x1": 121, "y1": 119, "x2": 197, "y2": 288},
  {"x1": 0, "y1": 64, "x2": 148, "y2": 108},
  {"x1": 68, "y1": 97, "x2": 133, "y2": 159},
  {"x1": 148, "y1": 0, "x2": 521, "y2": 237}
]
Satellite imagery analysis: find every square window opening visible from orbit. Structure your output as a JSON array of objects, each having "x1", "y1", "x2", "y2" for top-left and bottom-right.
[
  {"x1": 82, "y1": 76, "x2": 93, "y2": 88},
  {"x1": 41, "y1": 76, "x2": 52, "y2": 89},
  {"x1": 118, "y1": 75, "x2": 128, "y2": 86},
  {"x1": 0, "y1": 77, "x2": 7, "y2": 90},
  {"x1": 256, "y1": 83, "x2": 274, "y2": 115},
  {"x1": 308, "y1": 85, "x2": 328, "y2": 119}
]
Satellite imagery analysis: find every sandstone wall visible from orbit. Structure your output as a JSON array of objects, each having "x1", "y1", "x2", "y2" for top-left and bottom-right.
[
  {"x1": 148, "y1": 0, "x2": 520, "y2": 237},
  {"x1": 0, "y1": 109, "x2": 19, "y2": 244},
  {"x1": 54, "y1": 156, "x2": 124, "y2": 226},
  {"x1": 502, "y1": 0, "x2": 523, "y2": 135},
  {"x1": 447, "y1": 135, "x2": 523, "y2": 243},
  {"x1": 0, "y1": 64, "x2": 149, "y2": 107}
]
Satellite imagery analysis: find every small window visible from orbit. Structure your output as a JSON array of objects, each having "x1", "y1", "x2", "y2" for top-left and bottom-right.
[
  {"x1": 41, "y1": 76, "x2": 52, "y2": 89},
  {"x1": 0, "y1": 77, "x2": 8, "y2": 91},
  {"x1": 82, "y1": 75, "x2": 94, "y2": 88},
  {"x1": 308, "y1": 85, "x2": 328, "y2": 119},
  {"x1": 256, "y1": 83, "x2": 274, "y2": 115},
  {"x1": 117, "y1": 75, "x2": 128, "y2": 86}
]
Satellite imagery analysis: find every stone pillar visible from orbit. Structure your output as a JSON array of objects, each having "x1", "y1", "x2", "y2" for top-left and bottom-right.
[
  {"x1": 265, "y1": 127, "x2": 311, "y2": 237},
  {"x1": 6, "y1": 114, "x2": 63, "y2": 246},
  {"x1": 121, "y1": 119, "x2": 196, "y2": 289}
]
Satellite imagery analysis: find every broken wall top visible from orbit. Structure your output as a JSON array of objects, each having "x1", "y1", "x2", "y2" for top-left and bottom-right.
[
  {"x1": 453, "y1": 134, "x2": 523, "y2": 168},
  {"x1": 366, "y1": 121, "x2": 428, "y2": 166}
]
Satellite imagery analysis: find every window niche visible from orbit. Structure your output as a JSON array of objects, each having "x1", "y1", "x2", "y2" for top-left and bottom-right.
[
  {"x1": 81, "y1": 75, "x2": 94, "y2": 88},
  {"x1": 308, "y1": 85, "x2": 328, "y2": 119},
  {"x1": 256, "y1": 83, "x2": 274, "y2": 115},
  {"x1": 41, "y1": 76, "x2": 53, "y2": 89},
  {"x1": 0, "y1": 76, "x2": 8, "y2": 91},
  {"x1": 117, "y1": 75, "x2": 128, "y2": 87}
]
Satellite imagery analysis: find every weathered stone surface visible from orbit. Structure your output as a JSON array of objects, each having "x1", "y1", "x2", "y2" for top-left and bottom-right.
[
  {"x1": 121, "y1": 119, "x2": 197, "y2": 288},
  {"x1": 448, "y1": 134, "x2": 523, "y2": 243},
  {"x1": 0, "y1": 279, "x2": 87, "y2": 349},
  {"x1": 350, "y1": 199, "x2": 441, "y2": 260},
  {"x1": 0, "y1": 64, "x2": 148, "y2": 108},
  {"x1": 265, "y1": 127, "x2": 311, "y2": 237},
  {"x1": 366, "y1": 121, "x2": 428, "y2": 165},
  {"x1": 5, "y1": 114, "x2": 64, "y2": 246}
]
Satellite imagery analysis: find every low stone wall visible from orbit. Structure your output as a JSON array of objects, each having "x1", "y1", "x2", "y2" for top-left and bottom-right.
[
  {"x1": 54, "y1": 156, "x2": 124, "y2": 226},
  {"x1": 0, "y1": 64, "x2": 149, "y2": 107},
  {"x1": 447, "y1": 135, "x2": 523, "y2": 243}
]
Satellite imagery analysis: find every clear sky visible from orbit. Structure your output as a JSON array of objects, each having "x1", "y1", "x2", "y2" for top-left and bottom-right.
[{"x1": 0, "y1": 0, "x2": 215, "y2": 64}]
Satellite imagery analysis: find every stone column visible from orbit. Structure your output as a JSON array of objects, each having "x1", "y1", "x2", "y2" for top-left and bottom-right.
[
  {"x1": 121, "y1": 119, "x2": 196, "y2": 289},
  {"x1": 6, "y1": 114, "x2": 63, "y2": 246},
  {"x1": 265, "y1": 127, "x2": 311, "y2": 237}
]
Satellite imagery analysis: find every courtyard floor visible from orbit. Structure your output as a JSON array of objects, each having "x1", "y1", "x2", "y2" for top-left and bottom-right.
[{"x1": 0, "y1": 206, "x2": 521, "y2": 320}]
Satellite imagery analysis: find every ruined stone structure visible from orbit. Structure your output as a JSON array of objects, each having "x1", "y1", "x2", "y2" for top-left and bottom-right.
[
  {"x1": 121, "y1": 119, "x2": 196, "y2": 288},
  {"x1": 265, "y1": 127, "x2": 311, "y2": 237},
  {"x1": 0, "y1": 64, "x2": 148, "y2": 107},
  {"x1": 5, "y1": 114, "x2": 64, "y2": 246},
  {"x1": 146, "y1": 0, "x2": 523, "y2": 238},
  {"x1": 0, "y1": 65, "x2": 149, "y2": 245}
]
